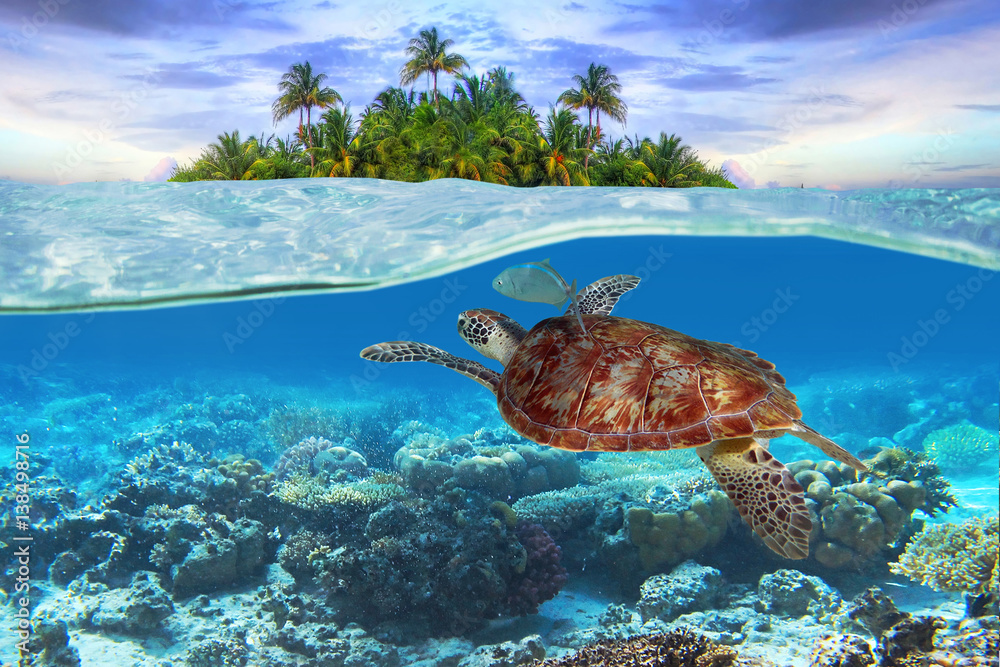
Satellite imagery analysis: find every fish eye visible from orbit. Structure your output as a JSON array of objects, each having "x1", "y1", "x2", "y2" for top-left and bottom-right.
[{"x1": 496, "y1": 279, "x2": 503, "y2": 286}]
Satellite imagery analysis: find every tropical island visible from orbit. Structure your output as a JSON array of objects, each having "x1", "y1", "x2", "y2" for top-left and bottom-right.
[{"x1": 170, "y1": 27, "x2": 735, "y2": 188}]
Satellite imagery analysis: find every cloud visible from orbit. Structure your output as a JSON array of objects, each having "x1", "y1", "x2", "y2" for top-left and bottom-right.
[
  {"x1": 934, "y1": 163, "x2": 991, "y2": 172},
  {"x1": 722, "y1": 159, "x2": 755, "y2": 189},
  {"x1": 660, "y1": 72, "x2": 777, "y2": 91},
  {"x1": 122, "y1": 63, "x2": 244, "y2": 89},
  {"x1": 609, "y1": 0, "x2": 969, "y2": 41},
  {"x1": 0, "y1": 0, "x2": 296, "y2": 38},
  {"x1": 143, "y1": 156, "x2": 177, "y2": 182},
  {"x1": 954, "y1": 104, "x2": 1000, "y2": 113}
]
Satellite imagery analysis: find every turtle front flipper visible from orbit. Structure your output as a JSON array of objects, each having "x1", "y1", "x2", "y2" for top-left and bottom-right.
[
  {"x1": 360, "y1": 342, "x2": 500, "y2": 395},
  {"x1": 567, "y1": 274, "x2": 641, "y2": 317},
  {"x1": 697, "y1": 438, "x2": 812, "y2": 559}
]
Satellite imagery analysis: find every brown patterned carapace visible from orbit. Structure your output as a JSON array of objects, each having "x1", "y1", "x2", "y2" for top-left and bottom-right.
[{"x1": 498, "y1": 314, "x2": 802, "y2": 453}]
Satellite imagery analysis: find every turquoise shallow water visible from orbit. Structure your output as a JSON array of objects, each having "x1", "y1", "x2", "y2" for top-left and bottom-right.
[{"x1": 0, "y1": 180, "x2": 998, "y2": 666}]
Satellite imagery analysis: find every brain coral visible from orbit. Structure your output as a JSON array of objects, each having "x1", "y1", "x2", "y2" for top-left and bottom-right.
[
  {"x1": 890, "y1": 515, "x2": 999, "y2": 601},
  {"x1": 274, "y1": 436, "x2": 368, "y2": 481},
  {"x1": 922, "y1": 421, "x2": 999, "y2": 474},
  {"x1": 787, "y1": 451, "x2": 955, "y2": 570}
]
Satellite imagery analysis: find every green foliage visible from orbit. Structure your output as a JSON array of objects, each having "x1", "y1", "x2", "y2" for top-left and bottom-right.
[{"x1": 175, "y1": 28, "x2": 736, "y2": 189}]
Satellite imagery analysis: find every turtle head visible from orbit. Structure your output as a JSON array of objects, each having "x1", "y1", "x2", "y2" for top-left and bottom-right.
[{"x1": 457, "y1": 309, "x2": 526, "y2": 366}]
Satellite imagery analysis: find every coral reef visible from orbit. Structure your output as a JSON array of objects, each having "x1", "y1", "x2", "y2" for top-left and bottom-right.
[
  {"x1": 274, "y1": 472, "x2": 405, "y2": 514},
  {"x1": 507, "y1": 522, "x2": 568, "y2": 615},
  {"x1": 807, "y1": 634, "x2": 876, "y2": 667},
  {"x1": 863, "y1": 448, "x2": 958, "y2": 517},
  {"x1": 922, "y1": 421, "x2": 999, "y2": 475},
  {"x1": 139, "y1": 504, "x2": 269, "y2": 597},
  {"x1": 626, "y1": 490, "x2": 731, "y2": 571},
  {"x1": 87, "y1": 571, "x2": 174, "y2": 635},
  {"x1": 460, "y1": 635, "x2": 546, "y2": 667},
  {"x1": 303, "y1": 498, "x2": 566, "y2": 638},
  {"x1": 22, "y1": 614, "x2": 82, "y2": 667},
  {"x1": 274, "y1": 435, "x2": 368, "y2": 481},
  {"x1": 877, "y1": 615, "x2": 946, "y2": 666},
  {"x1": 637, "y1": 561, "x2": 725, "y2": 623},
  {"x1": 890, "y1": 514, "x2": 999, "y2": 614},
  {"x1": 787, "y1": 450, "x2": 956, "y2": 569},
  {"x1": 215, "y1": 454, "x2": 274, "y2": 495},
  {"x1": 394, "y1": 430, "x2": 579, "y2": 500},
  {"x1": 527, "y1": 630, "x2": 738, "y2": 667},
  {"x1": 846, "y1": 588, "x2": 908, "y2": 638},
  {"x1": 755, "y1": 569, "x2": 842, "y2": 619}
]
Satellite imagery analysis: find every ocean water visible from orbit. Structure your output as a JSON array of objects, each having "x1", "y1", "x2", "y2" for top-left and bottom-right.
[{"x1": 0, "y1": 180, "x2": 998, "y2": 666}]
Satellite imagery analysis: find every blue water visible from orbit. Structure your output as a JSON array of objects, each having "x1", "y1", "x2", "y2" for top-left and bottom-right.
[{"x1": 1, "y1": 181, "x2": 998, "y2": 665}]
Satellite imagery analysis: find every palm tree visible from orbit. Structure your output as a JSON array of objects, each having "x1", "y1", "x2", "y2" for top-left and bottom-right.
[
  {"x1": 198, "y1": 130, "x2": 265, "y2": 180},
  {"x1": 399, "y1": 27, "x2": 469, "y2": 108},
  {"x1": 637, "y1": 133, "x2": 703, "y2": 187},
  {"x1": 558, "y1": 63, "x2": 628, "y2": 169},
  {"x1": 272, "y1": 62, "x2": 343, "y2": 166},
  {"x1": 524, "y1": 108, "x2": 589, "y2": 186}
]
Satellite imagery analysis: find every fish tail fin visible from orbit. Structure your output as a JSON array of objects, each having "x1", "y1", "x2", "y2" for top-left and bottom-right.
[{"x1": 563, "y1": 278, "x2": 578, "y2": 311}]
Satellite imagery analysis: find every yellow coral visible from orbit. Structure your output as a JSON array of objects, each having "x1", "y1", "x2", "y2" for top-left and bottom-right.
[
  {"x1": 890, "y1": 515, "x2": 999, "y2": 597},
  {"x1": 275, "y1": 474, "x2": 405, "y2": 511},
  {"x1": 923, "y1": 422, "x2": 999, "y2": 473}
]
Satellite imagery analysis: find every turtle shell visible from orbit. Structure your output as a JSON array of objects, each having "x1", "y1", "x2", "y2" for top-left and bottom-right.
[{"x1": 497, "y1": 315, "x2": 803, "y2": 452}]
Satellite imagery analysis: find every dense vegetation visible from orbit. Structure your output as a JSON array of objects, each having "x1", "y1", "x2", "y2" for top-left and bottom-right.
[{"x1": 171, "y1": 27, "x2": 734, "y2": 188}]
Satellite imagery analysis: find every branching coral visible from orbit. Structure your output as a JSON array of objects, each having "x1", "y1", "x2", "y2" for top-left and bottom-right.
[
  {"x1": 527, "y1": 630, "x2": 738, "y2": 667},
  {"x1": 890, "y1": 515, "x2": 999, "y2": 600},
  {"x1": 274, "y1": 474, "x2": 404, "y2": 513},
  {"x1": 922, "y1": 421, "x2": 999, "y2": 474}
]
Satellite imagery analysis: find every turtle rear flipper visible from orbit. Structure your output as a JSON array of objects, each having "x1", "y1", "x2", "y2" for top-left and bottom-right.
[
  {"x1": 360, "y1": 342, "x2": 500, "y2": 394},
  {"x1": 567, "y1": 274, "x2": 641, "y2": 317},
  {"x1": 697, "y1": 438, "x2": 811, "y2": 559},
  {"x1": 792, "y1": 422, "x2": 868, "y2": 473}
]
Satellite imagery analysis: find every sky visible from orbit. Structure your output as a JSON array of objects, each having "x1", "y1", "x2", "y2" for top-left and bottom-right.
[{"x1": 0, "y1": 0, "x2": 998, "y2": 189}]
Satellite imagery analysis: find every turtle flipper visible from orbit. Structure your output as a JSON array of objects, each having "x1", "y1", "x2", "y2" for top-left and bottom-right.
[
  {"x1": 697, "y1": 438, "x2": 811, "y2": 559},
  {"x1": 360, "y1": 342, "x2": 500, "y2": 395},
  {"x1": 567, "y1": 274, "x2": 641, "y2": 317},
  {"x1": 791, "y1": 422, "x2": 868, "y2": 474}
]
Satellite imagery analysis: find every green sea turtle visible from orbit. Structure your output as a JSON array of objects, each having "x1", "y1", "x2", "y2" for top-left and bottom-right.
[{"x1": 361, "y1": 275, "x2": 868, "y2": 559}]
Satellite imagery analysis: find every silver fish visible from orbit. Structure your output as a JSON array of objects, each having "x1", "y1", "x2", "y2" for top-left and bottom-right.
[{"x1": 493, "y1": 259, "x2": 587, "y2": 333}]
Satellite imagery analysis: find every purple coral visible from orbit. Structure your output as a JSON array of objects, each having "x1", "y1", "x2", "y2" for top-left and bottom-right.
[
  {"x1": 274, "y1": 436, "x2": 367, "y2": 481},
  {"x1": 507, "y1": 522, "x2": 568, "y2": 616}
]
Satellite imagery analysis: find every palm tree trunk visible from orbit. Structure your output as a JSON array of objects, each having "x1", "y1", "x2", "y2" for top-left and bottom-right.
[
  {"x1": 584, "y1": 107, "x2": 594, "y2": 170},
  {"x1": 432, "y1": 69, "x2": 439, "y2": 108},
  {"x1": 298, "y1": 108, "x2": 304, "y2": 146},
  {"x1": 307, "y1": 105, "x2": 315, "y2": 168}
]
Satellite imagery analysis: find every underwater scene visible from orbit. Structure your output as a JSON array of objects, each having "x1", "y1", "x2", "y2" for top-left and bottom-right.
[
  {"x1": 0, "y1": 180, "x2": 997, "y2": 667},
  {"x1": 2, "y1": 1, "x2": 1000, "y2": 664}
]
